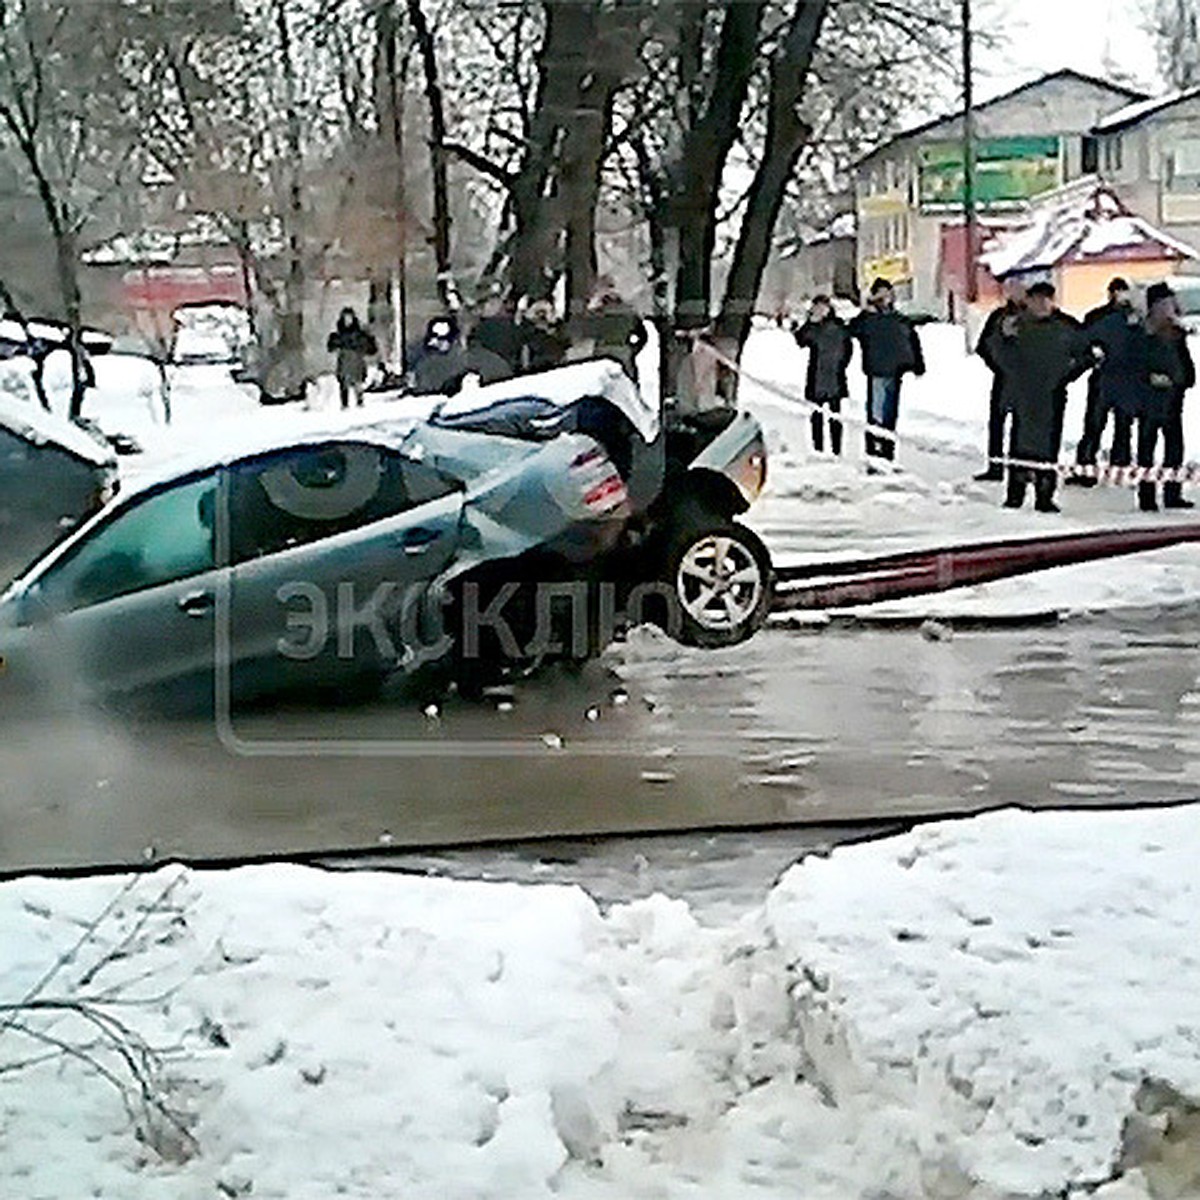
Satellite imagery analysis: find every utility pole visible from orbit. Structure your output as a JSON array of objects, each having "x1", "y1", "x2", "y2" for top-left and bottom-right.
[{"x1": 962, "y1": 0, "x2": 979, "y2": 310}]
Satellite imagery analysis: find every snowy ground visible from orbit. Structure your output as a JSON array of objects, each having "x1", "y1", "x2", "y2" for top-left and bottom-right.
[{"x1": 3, "y1": 805, "x2": 1198, "y2": 1198}]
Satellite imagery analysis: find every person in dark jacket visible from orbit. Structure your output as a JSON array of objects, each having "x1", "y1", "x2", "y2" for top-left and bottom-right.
[
  {"x1": 326, "y1": 308, "x2": 378, "y2": 409},
  {"x1": 848, "y1": 278, "x2": 925, "y2": 461},
  {"x1": 470, "y1": 294, "x2": 522, "y2": 377},
  {"x1": 794, "y1": 295, "x2": 852, "y2": 455},
  {"x1": 988, "y1": 281, "x2": 1090, "y2": 513},
  {"x1": 409, "y1": 315, "x2": 469, "y2": 395},
  {"x1": 521, "y1": 299, "x2": 570, "y2": 373},
  {"x1": 1068, "y1": 277, "x2": 1140, "y2": 484},
  {"x1": 1137, "y1": 282, "x2": 1196, "y2": 512},
  {"x1": 974, "y1": 275, "x2": 1026, "y2": 481},
  {"x1": 582, "y1": 278, "x2": 647, "y2": 382}
]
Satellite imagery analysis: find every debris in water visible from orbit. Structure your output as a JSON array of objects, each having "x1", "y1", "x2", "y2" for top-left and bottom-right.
[
  {"x1": 541, "y1": 733, "x2": 564, "y2": 750},
  {"x1": 921, "y1": 619, "x2": 953, "y2": 642}
]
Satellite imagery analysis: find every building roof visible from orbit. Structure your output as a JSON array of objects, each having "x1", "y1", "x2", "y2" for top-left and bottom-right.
[
  {"x1": 858, "y1": 69, "x2": 1147, "y2": 166},
  {"x1": 1093, "y1": 85, "x2": 1200, "y2": 133},
  {"x1": 980, "y1": 177, "x2": 1200, "y2": 277}
]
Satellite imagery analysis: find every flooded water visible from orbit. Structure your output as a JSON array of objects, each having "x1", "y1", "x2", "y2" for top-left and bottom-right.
[{"x1": 2, "y1": 610, "x2": 1198, "y2": 875}]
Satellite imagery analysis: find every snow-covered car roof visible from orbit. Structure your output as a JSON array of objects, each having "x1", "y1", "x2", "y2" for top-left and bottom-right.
[
  {"x1": 434, "y1": 359, "x2": 659, "y2": 443},
  {"x1": 119, "y1": 359, "x2": 654, "y2": 503},
  {"x1": 371, "y1": 359, "x2": 657, "y2": 442},
  {"x1": 0, "y1": 382, "x2": 116, "y2": 469}
]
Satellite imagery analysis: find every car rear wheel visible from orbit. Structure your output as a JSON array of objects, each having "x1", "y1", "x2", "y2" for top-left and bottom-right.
[{"x1": 664, "y1": 520, "x2": 772, "y2": 648}]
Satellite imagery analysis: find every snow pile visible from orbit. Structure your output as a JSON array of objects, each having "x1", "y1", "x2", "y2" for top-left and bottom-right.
[
  {"x1": 0, "y1": 868, "x2": 775, "y2": 1200},
  {"x1": 765, "y1": 805, "x2": 1200, "y2": 1198},
  {"x1": 4, "y1": 806, "x2": 1200, "y2": 1197}
]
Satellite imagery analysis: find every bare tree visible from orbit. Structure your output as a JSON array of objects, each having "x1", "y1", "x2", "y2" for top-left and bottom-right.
[
  {"x1": 0, "y1": 0, "x2": 149, "y2": 416},
  {"x1": 1147, "y1": 0, "x2": 1200, "y2": 89}
]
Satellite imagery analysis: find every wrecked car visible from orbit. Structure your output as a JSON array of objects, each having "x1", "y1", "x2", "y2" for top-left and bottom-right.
[{"x1": 0, "y1": 360, "x2": 770, "y2": 706}]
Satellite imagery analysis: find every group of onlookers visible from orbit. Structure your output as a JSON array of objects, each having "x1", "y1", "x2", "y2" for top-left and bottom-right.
[
  {"x1": 790, "y1": 273, "x2": 1194, "y2": 513},
  {"x1": 977, "y1": 275, "x2": 1194, "y2": 512},
  {"x1": 327, "y1": 277, "x2": 647, "y2": 410},
  {"x1": 793, "y1": 278, "x2": 924, "y2": 466}
]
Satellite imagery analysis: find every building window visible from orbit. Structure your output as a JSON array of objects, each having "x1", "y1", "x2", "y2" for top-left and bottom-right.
[
  {"x1": 1082, "y1": 136, "x2": 1099, "y2": 175},
  {"x1": 1173, "y1": 138, "x2": 1200, "y2": 179},
  {"x1": 1102, "y1": 136, "x2": 1124, "y2": 175}
]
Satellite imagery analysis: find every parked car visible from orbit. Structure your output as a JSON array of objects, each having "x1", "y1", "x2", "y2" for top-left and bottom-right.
[
  {"x1": 0, "y1": 360, "x2": 770, "y2": 708},
  {"x1": 172, "y1": 328, "x2": 239, "y2": 367},
  {"x1": 0, "y1": 389, "x2": 117, "y2": 589}
]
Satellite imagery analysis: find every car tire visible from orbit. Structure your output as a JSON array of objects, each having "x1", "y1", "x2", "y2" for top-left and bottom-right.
[{"x1": 661, "y1": 519, "x2": 772, "y2": 649}]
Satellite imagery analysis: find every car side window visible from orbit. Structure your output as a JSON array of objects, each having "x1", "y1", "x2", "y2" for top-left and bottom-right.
[
  {"x1": 227, "y1": 443, "x2": 457, "y2": 564},
  {"x1": 36, "y1": 474, "x2": 216, "y2": 612}
]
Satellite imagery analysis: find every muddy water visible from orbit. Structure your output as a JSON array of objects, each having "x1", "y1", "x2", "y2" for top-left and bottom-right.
[{"x1": 1, "y1": 612, "x2": 1197, "y2": 875}]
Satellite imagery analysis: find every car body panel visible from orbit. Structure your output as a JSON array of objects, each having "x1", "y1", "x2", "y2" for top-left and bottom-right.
[{"x1": 0, "y1": 360, "x2": 769, "y2": 704}]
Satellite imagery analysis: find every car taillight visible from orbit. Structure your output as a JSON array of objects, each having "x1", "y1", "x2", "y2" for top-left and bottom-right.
[
  {"x1": 583, "y1": 475, "x2": 628, "y2": 512},
  {"x1": 570, "y1": 446, "x2": 627, "y2": 514}
]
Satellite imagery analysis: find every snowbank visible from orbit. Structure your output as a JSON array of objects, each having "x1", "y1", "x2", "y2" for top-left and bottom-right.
[
  {"x1": 766, "y1": 805, "x2": 1200, "y2": 1197},
  {"x1": 4, "y1": 806, "x2": 1200, "y2": 1197}
]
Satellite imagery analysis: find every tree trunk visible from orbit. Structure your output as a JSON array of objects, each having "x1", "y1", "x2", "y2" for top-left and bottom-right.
[
  {"x1": 667, "y1": 0, "x2": 766, "y2": 335},
  {"x1": 405, "y1": 0, "x2": 453, "y2": 307},
  {"x1": 508, "y1": 0, "x2": 600, "y2": 303},
  {"x1": 715, "y1": 0, "x2": 829, "y2": 354},
  {"x1": 272, "y1": 0, "x2": 306, "y2": 396},
  {"x1": 560, "y1": 55, "x2": 620, "y2": 321},
  {"x1": 373, "y1": 1, "x2": 409, "y2": 367}
]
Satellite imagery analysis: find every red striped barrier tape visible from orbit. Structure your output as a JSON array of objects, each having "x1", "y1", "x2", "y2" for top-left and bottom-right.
[{"x1": 691, "y1": 338, "x2": 1198, "y2": 488}]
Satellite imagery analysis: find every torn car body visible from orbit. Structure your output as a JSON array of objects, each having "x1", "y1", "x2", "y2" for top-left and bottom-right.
[{"x1": 0, "y1": 360, "x2": 770, "y2": 707}]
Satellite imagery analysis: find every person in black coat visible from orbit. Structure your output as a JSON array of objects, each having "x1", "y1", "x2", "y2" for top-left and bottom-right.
[
  {"x1": 794, "y1": 295, "x2": 852, "y2": 455},
  {"x1": 580, "y1": 277, "x2": 647, "y2": 382},
  {"x1": 974, "y1": 276, "x2": 1026, "y2": 481},
  {"x1": 1068, "y1": 277, "x2": 1142, "y2": 483},
  {"x1": 988, "y1": 281, "x2": 1090, "y2": 513},
  {"x1": 1137, "y1": 283, "x2": 1196, "y2": 512},
  {"x1": 521, "y1": 300, "x2": 570, "y2": 373},
  {"x1": 470, "y1": 295, "x2": 522, "y2": 378},
  {"x1": 848, "y1": 278, "x2": 925, "y2": 461},
  {"x1": 326, "y1": 308, "x2": 378, "y2": 409}
]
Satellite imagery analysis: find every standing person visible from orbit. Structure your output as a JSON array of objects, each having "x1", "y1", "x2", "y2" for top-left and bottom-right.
[
  {"x1": 582, "y1": 277, "x2": 648, "y2": 382},
  {"x1": 848, "y1": 278, "x2": 925, "y2": 462},
  {"x1": 1137, "y1": 282, "x2": 1195, "y2": 512},
  {"x1": 326, "y1": 308, "x2": 378, "y2": 409},
  {"x1": 470, "y1": 294, "x2": 522, "y2": 377},
  {"x1": 794, "y1": 295, "x2": 852, "y2": 455},
  {"x1": 974, "y1": 275, "x2": 1026, "y2": 481},
  {"x1": 988, "y1": 281, "x2": 1089, "y2": 513},
  {"x1": 521, "y1": 300, "x2": 569, "y2": 372},
  {"x1": 409, "y1": 315, "x2": 469, "y2": 395},
  {"x1": 1069, "y1": 277, "x2": 1139, "y2": 485}
]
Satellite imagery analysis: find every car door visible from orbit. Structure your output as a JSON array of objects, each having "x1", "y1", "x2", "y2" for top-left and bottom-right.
[
  {"x1": 223, "y1": 441, "x2": 463, "y2": 695},
  {"x1": 18, "y1": 471, "x2": 222, "y2": 700}
]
